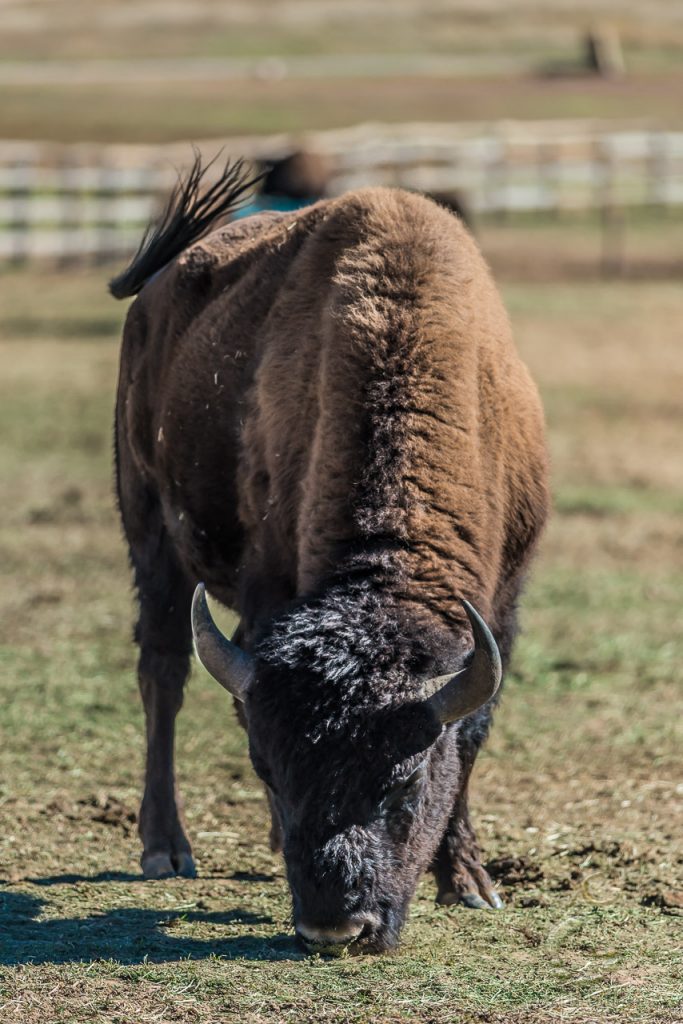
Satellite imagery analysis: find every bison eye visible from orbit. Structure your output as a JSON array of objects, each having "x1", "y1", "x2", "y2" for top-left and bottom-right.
[{"x1": 379, "y1": 765, "x2": 425, "y2": 816}]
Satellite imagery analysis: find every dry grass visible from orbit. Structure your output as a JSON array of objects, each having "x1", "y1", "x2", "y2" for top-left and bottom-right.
[
  {"x1": 3, "y1": 71, "x2": 683, "y2": 144},
  {"x1": 2, "y1": 0, "x2": 683, "y2": 62},
  {"x1": 2, "y1": 0, "x2": 683, "y2": 141},
  {"x1": 0, "y1": 224, "x2": 682, "y2": 1022}
]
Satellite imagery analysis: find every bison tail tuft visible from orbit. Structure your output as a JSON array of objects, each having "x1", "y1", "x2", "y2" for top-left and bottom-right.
[{"x1": 108, "y1": 150, "x2": 266, "y2": 300}]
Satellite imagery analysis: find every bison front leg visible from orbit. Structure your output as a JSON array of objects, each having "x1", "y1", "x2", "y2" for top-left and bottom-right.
[
  {"x1": 130, "y1": 524, "x2": 196, "y2": 879},
  {"x1": 431, "y1": 715, "x2": 502, "y2": 910},
  {"x1": 431, "y1": 788, "x2": 502, "y2": 909},
  {"x1": 137, "y1": 644, "x2": 196, "y2": 879}
]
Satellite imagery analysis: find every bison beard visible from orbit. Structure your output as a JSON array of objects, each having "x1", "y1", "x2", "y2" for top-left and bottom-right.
[{"x1": 112, "y1": 158, "x2": 549, "y2": 953}]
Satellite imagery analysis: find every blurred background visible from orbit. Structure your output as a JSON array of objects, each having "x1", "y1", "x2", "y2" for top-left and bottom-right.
[
  {"x1": 0, "y1": 0, "x2": 679, "y2": 276},
  {"x1": 1, "y1": 4, "x2": 681, "y2": 1023},
  {"x1": 2, "y1": 0, "x2": 683, "y2": 272}
]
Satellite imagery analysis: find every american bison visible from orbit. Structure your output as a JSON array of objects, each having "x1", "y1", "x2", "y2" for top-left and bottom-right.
[{"x1": 111, "y1": 156, "x2": 549, "y2": 953}]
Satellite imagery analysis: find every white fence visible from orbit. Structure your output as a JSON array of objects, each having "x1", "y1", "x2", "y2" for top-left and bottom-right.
[{"x1": 2, "y1": 120, "x2": 682, "y2": 264}]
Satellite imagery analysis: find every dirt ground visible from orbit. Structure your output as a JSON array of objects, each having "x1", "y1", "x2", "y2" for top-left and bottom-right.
[{"x1": 0, "y1": 223, "x2": 681, "y2": 1021}]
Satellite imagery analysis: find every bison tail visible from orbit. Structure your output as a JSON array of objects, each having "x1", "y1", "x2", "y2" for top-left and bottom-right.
[{"x1": 108, "y1": 151, "x2": 265, "y2": 300}]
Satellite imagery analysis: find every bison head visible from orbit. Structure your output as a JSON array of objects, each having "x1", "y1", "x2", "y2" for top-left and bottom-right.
[{"x1": 191, "y1": 582, "x2": 500, "y2": 954}]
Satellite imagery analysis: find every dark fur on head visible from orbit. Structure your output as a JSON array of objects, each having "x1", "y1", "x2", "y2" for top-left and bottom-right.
[
  {"x1": 255, "y1": 575, "x2": 453, "y2": 740},
  {"x1": 248, "y1": 579, "x2": 458, "y2": 951}
]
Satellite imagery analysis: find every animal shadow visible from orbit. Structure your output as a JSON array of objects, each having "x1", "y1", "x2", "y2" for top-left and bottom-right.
[
  {"x1": 25, "y1": 871, "x2": 141, "y2": 886},
  {"x1": 0, "y1": 889, "x2": 303, "y2": 966}
]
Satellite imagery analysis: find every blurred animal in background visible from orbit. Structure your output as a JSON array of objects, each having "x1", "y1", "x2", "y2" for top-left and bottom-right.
[
  {"x1": 110, "y1": 155, "x2": 549, "y2": 954},
  {"x1": 427, "y1": 190, "x2": 472, "y2": 231},
  {"x1": 232, "y1": 149, "x2": 331, "y2": 218}
]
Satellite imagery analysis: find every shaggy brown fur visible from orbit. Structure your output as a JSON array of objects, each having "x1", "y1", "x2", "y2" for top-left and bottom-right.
[{"x1": 114, "y1": 180, "x2": 549, "y2": 950}]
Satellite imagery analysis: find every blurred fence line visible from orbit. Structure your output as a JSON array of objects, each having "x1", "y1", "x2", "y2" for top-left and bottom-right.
[{"x1": 1, "y1": 119, "x2": 682, "y2": 266}]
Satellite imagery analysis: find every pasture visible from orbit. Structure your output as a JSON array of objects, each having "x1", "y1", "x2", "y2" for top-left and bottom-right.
[
  {"x1": 0, "y1": 219, "x2": 681, "y2": 1023},
  {"x1": 5, "y1": 72, "x2": 683, "y2": 144},
  {"x1": 2, "y1": 0, "x2": 683, "y2": 142}
]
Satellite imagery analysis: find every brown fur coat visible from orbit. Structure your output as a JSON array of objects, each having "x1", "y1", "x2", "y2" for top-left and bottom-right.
[{"x1": 117, "y1": 187, "x2": 548, "y2": 646}]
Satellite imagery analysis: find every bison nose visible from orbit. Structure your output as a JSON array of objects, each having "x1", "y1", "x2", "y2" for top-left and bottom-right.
[{"x1": 295, "y1": 915, "x2": 377, "y2": 954}]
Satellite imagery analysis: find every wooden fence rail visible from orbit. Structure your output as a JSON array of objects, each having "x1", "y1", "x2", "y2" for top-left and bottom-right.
[{"x1": 1, "y1": 120, "x2": 682, "y2": 265}]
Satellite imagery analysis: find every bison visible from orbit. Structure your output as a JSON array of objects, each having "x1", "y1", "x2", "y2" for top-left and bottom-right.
[{"x1": 111, "y1": 156, "x2": 549, "y2": 954}]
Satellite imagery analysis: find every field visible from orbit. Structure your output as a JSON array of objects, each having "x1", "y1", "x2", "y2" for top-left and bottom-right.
[
  {"x1": 0, "y1": 220, "x2": 681, "y2": 1023},
  {"x1": 3, "y1": 0, "x2": 683, "y2": 63},
  {"x1": 5, "y1": 73, "x2": 683, "y2": 144},
  {"x1": 2, "y1": 0, "x2": 683, "y2": 141}
]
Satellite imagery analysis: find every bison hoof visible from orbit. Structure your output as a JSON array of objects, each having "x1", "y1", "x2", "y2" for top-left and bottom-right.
[
  {"x1": 436, "y1": 860, "x2": 505, "y2": 909},
  {"x1": 438, "y1": 889, "x2": 504, "y2": 909},
  {"x1": 461, "y1": 890, "x2": 504, "y2": 910},
  {"x1": 436, "y1": 867, "x2": 504, "y2": 910},
  {"x1": 142, "y1": 850, "x2": 197, "y2": 880}
]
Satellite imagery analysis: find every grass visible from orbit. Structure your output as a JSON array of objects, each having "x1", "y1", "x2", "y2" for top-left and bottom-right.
[
  {"x1": 2, "y1": 3, "x2": 683, "y2": 142},
  {"x1": 3, "y1": 71, "x2": 683, "y2": 143},
  {"x1": 0, "y1": 229, "x2": 682, "y2": 1022},
  {"x1": 2, "y1": 0, "x2": 683, "y2": 63}
]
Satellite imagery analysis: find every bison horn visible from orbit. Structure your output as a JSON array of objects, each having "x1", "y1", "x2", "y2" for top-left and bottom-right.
[
  {"x1": 191, "y1": 583, "x2": 254, "y2": 701},
  {"x1": 422, "y1": 600, "x2": 502, "y2": 724}
]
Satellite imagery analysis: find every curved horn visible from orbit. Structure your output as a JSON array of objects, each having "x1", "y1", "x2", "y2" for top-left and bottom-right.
[
  {"x1": 191, "y1": 583, "x2": 254, "y2": 701},
  {"x1": 422, "y1": 600, "x2": 502, "y2": 724}
]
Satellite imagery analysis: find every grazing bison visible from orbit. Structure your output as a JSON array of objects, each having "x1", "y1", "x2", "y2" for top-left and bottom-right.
[{"x1": 111, "y1": 157, "x2": 549, "y2": 954}]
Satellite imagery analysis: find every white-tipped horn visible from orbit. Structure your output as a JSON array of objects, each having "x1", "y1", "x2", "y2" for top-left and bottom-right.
[
  {"x1": 422, "y1": 600, "x2": 502, "y2": 724},
  {"x1": 191, "y1": 583, "x2": 254, "y2": 701}
]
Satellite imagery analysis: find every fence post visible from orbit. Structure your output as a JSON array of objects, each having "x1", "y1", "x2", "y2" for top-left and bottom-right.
[
  {"x1": 7, "y1": 159, "x2": 30, "y2": 266},
  {"x1": 57, "y1": 155, "x2": 76, "y2": 270},
  {"x1": 95, "y1": 158, "x2": 113, "y2": 265},
  {"x1": 648, "y1": 131, "x2": 669, "y2": 210},
  {"x1": 537, "y1": 140, "x2": 559, "y2": 218},
  {"x1": 596, "y1": 137, "x2": 625, "y2": 277}
]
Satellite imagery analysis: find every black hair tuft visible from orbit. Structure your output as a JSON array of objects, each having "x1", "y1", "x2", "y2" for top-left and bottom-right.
[{"x1": 109, "y1": 150, "x2": 265, "y2": 300}]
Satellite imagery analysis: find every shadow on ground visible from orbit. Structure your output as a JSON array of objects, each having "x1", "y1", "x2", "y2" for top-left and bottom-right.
[
  {"x1": 17, "y1": 870, "x2": 282, "y2": 886},
  {"x1": 0, "y1": 890, "x2": 303, "y2": 965},
  {"x1": 25, "y1": 872, "x2": 142, "y2": 886}
]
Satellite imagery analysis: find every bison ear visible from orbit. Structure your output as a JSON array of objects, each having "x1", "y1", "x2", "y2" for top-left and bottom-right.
[
  {"x1": 191, "y1": 584, "x2": 255, "y2": 701},
  {"x1": 421, "y1": 601, "x2": 502, "y2": 724}
]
